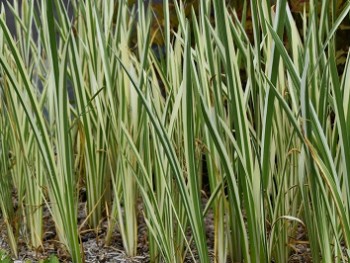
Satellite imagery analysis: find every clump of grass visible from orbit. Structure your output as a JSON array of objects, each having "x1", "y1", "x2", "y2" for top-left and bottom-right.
[{"x1": 1, "y1": 0, "x2": 350, "y2": 262}]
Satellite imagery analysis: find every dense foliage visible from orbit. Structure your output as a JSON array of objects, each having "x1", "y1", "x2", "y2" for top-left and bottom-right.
[{"x1": 0, "y1": 0, "x2": 350, "y2": 262}]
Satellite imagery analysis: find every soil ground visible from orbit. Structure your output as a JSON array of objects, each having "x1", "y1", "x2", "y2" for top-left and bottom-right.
[{"x1": 0, "y1": 199, "x2": 313, "y2": 263}]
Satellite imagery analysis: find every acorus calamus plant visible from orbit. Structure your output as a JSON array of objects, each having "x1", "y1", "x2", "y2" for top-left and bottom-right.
[{"x1": 0, "y1": 0, "x2": 350, "y2": 262}]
